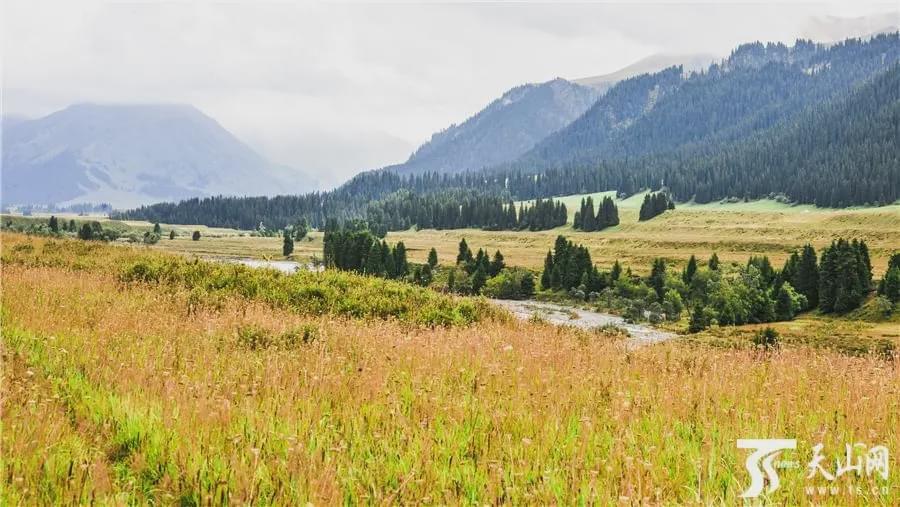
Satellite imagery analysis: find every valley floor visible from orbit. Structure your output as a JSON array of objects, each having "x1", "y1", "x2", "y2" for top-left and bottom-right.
[
  {"x1": 2, "y1": 233, "x2": 898, "y2": 504},
  {"x1": 140, "y1": 196, "x2": 900, "y2": 274},
  {"x1": 2, "y1": 195, "x2": 899, "y2": 503}
]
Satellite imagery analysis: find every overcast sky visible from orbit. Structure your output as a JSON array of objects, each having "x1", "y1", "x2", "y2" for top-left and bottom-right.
[{"x1": 2, "y1": 1, "x2": 897, "y2": 187}]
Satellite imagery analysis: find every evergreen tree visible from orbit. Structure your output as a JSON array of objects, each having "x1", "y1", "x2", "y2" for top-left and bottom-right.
[
  {"x1": 68, "y1": 219, "x2": 76, "y2": 232},
  {"x1": 709, "y1": 252, "x2": 720, "y2": 271},
  {"x1": 365, "y1": 242, "x2": 383, "y2": 276},
  {"x1": 688, "y1": 304, "x2": 710, "y2": 333},
  {"x1": 793, "y1": 245, "x2": 819, "y2": 309},
  {"x1": 447, "y1": 269, "x2": 456, "y2": 292},
  {"x1": 48, "y1": 215, "x2": 59, "y2": 233},
  {"x1": 682, "y1": 255, "x2": 698, "y2": 284},
  {"x1": 879, "y1": 267, "x2": 900, "y2": 303},
  {"x1": 819, "y1": 239, "x2": 870, "y2": 313},
  {"x1": 471, "y1": 267, "x2": 487, "y2": 294},
  {"x1": 457, "y1": 239, "x2": 473, "y2": 264},
  {"x1": 427, "y1": 247, "x2": 438, "y2": 268},
  {"x1": 78, "y1": 223, "x2": 94, "y2": 240},
  {"x1": 192, "y1": 231, "x2": 201, "y2": 241},
  {"x1": 649, "y1": 258, "x2": 667, "y2": 300},
  {"x1": 282, "y1": 229, "x2": 294, "y2": 256},
  {"x1": 541, "y1": 251, "x2": 553, "y2": 290},
  {"x1": 393, "y1": 241, "x2": 408, "y2": 278},
  {"x1": 489, "y1": 250, "x2": 505, "y2": 277},
  {"x1": 169, "y1": 230, "x2": 176, "y2": 240},
  {"x1": 611, "y1": 260, "x2": 622, "y2": 281},
  {"x1": 153, "y1": 222, "x2": 162, "y2": 234}
]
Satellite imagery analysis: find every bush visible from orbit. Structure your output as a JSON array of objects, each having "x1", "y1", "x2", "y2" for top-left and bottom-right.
[
  {"x1": 237, "y1": 323, "x2": 320, "y2": 350},
  {"x1": 192, "y1": 231, "x2": 201, "y2": 241},
  {"x1": 482, "y1": 268, "x2": 536, "y2": 300},
  {"x1": 752, "y1": 327, "x2": 780, "y2": 350}
]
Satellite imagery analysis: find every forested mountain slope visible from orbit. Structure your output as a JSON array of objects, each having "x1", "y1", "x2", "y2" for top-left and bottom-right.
[
  {"x1": 514, "y1": 33, "x2": 900, "y2": 170},
  {"x1": 387, "y1": 78, "x2": 598, "y2": 175}
]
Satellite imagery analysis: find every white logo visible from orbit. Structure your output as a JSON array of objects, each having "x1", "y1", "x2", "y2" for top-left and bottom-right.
[{"x1": 737, "y1": 439, "x2": 797, "y2": 498}]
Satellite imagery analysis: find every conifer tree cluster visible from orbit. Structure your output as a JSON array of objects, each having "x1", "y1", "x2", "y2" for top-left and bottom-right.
[
  {"x1": 448, "y1": 239, "x2": 508, "y2": 295},
  {"x1": 877, "y1": 252, "x2": 900, "y2": 303},
  {"x1": 539, "y1": 236, "x2": 606, "y2": 293},
  {"x1": 516, "y1": 197, "x2": 567, "y2": 231},
  {"x1": 367, "y1": 191, "x2": 566, "y2": 232},
  {"x1": 818, "y1": 239, "x2": 872, "y2": 313},
  {"x1": 638, "y1": 192, "x2": 675, "y2": 221},
  {"x1": 322, "y1": 222, "x2": 408, "y2": 280},
  {"x1": 573, "y1": 196, "x2": 619, "y2": 231}
]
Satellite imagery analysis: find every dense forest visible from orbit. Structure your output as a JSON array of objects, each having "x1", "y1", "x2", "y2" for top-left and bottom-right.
[{"x1": 115, "y1": 35, "x2": 900, "y2": 228}]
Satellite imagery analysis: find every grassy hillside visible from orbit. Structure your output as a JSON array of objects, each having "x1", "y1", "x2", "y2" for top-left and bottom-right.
[{"x1": 2, "y1": 232, "x2": 898, "y2": 504}]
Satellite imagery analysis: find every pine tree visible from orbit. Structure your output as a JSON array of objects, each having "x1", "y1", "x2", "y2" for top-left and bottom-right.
[
  {"x1": 880, "y1": 267, "x2": 900, "y2": 302},
  {"x1": 793, "y1": 245, "x2": 819, "y2": 309},
  {"x1": 709, "y1": 252, "x2": 720, "y2": 271},
  {"x1": 457, "y1": 239, "x2": 473, "y2": 264},
  {"x1": 611, "y1": 260, "x2": 622, "y2": 281},
  {"x1": 169, "y1": 230, "x2": 176, "y2": 240},
  {"x1": 153, "y1": 223, "x2": 162, "y2": 234},
  {"x1": 192, "y1": 231, "x2": 201, "y2": 241},
  {"x1": 427, "y1": 247, "x2": 438, "y2": 268},
  {"x1": 393, "y1": 241, "x2": 408, "y2": 278},
  {"x1": 683, "y1": 255, "x2": 698, "y2": 284},
  {"x1": 282, "y1": 229, "x2": 294, "y2": 257},
  {"x1": 78, "y1": 223, "x2": 94, "y2": 240},
  {"x1": 541, "y1": 251, "x2": 553, "y2": 290},
  {"x1": 48, "y1": 215, "x2": 59, "y2": 233},
  {"x1": 447, "y1": 269, "x2": 456, "y2": 292},
  {"x1": 471, "y1": 267, "x2": 487, "y2": 294},
  {"x1": 649, "y1": 258, "x2": 667, "y2": 300},
  {"x1": 489, "y1": 250, "x2": 505, "y2": 277}
]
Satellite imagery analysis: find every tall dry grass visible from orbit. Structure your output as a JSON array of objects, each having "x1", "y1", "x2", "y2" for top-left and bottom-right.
[{"x1": 1, "y1": 234, "x2": 898, "y2": 504}]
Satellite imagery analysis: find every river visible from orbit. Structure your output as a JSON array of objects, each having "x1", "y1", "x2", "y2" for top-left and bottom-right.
[{"x1": 491, "y1": 299, "x2": 677, "y2": 348}]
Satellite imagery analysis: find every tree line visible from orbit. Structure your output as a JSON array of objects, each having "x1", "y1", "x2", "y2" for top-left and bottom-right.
[
  {"x1": 573, "y1": 196, "x2": 619, "y2": 231},
  {"x1": 638, "y1": 192, "x2": 675, "y2": 221}
]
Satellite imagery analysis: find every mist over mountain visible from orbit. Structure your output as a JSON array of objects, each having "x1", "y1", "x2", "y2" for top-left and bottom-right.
[
  {"x1": 386, "y1": 78, "x2": 599, "y2": 176},
  {"x1": 1, "y1": 104, "x2": 316, "y2": 209},
  {"x1": 573, "y1": 53, "x2": 717, "y2": 93}
]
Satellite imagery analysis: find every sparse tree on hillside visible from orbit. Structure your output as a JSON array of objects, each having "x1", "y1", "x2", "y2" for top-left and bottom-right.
[
  {"x1": 192, "y1": 231, "x2": 201, "y2": 241},
  {"x1": 427, "y1": 247, "x2": 438, "y2": 268}
]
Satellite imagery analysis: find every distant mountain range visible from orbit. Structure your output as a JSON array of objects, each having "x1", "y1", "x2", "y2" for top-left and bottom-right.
[
  {"x1": 386, "y1": 78, "x2": 599, "y2": 176},
  {"x1": 1, "y1": 104, "x2": 315, "y2": 209},
  {"x1": 118, "y1": 33, "x2": 900, "y2": 230}
]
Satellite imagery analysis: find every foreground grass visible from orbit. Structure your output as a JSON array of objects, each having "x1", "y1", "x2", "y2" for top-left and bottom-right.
[
  {"x1": 1, "y1": 234, "x2": 497, "y2": 327},
  {"x1": 2, "y1": 234, "x2": 899, "y2": 503}
]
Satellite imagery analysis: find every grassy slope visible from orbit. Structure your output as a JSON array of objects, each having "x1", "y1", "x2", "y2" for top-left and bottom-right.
[{"x1": 2, "y1": 239, "x2": 899, "y2": 504}]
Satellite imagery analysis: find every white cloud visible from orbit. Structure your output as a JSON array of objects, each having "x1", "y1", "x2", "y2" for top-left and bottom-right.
[{"x1": 2, "y1": 0, "x2": 896, "y2": 187}]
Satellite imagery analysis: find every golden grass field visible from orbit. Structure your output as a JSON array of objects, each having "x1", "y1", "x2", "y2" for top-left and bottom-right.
[{"x1": 2, "y1": 233, "x2": 899, "y2": 504}]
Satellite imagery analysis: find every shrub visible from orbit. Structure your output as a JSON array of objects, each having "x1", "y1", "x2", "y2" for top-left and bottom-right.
[
  {"x1": 192, "y1": 231, "x2": 201, "y2": 241},
  {"x1": 752, "y1": 327, "x2": 780, "y2": 350}
]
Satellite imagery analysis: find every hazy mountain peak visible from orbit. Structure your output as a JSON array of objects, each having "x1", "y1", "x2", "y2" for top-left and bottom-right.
[
  {"x1": 387, "y1": 78, "x2": 599, "y2": 176},
  {"x1": 573, "y1": 53, "x2": 718, "y2": 93},
  {"x1": 2, "y1": 103, "x2": 316, "y2": 208}
]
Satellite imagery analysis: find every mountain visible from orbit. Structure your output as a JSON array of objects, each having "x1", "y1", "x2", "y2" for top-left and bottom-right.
[
  {"x1": 512, "y1": 33, "x2": 900, "y2": 172},
  {"x1": 573, "y1": 53, "x2": 717, "y2": 93},
  {"x1": 386, "y1": 78, "x2": 599, "y2": 176},
  {"x1": 1, "y1": 104, "x2": 316, "y2": 209}
]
